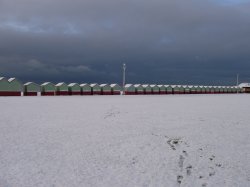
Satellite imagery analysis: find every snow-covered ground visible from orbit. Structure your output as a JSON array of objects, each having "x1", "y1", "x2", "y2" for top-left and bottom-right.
[{"x1": 0, "y1": 95, "x2": 250, "y2": 187}]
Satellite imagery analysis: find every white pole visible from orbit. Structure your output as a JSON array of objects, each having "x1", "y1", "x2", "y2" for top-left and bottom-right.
[
  {"x1": 123, "y1": 63, "x2": 126, "y2": 95},
  {"x1": 237, "y1": 74, "x2": 239, "y2": 94}
]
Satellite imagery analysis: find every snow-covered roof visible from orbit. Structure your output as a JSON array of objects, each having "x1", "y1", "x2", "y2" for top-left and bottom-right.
[
  {"x1": 134, "y1": 84, "x2": 142, "y2": 87},
  {"x1": 80, "y1": 83, "x2": 90, "y2": 87},
  {"x1": 41, "y1": 82, "x2": 53, "y2": 86},
  {"x1": 56, "y1": 82, "x2": 67, "y2": 86},
  {"x1": 157, "y1": 85, "x2": 165, "y2": 87},
  {"x1": 142, "y1": 84, "x2": 149, "y2": 87},
  {"x1": 150, "y1": 84, "x2": 158, "y2": 87},
  {"x1": 110, "y1": 84, "x2": 120, "y2": 87},
  {"x1": 171, "y1": 85, "x2": 183, "y2": 88},
  {"x1": 8, "y1": 78, "x2": 15, "y2": 82},
  {"x1": 90, "y1": 83, "x2": 99, "y2": 87},
  {"x1": 8, "y1": 78, "x2": 20, "y2": 82},
  {"x1": 100, "y1": 84, "x2": 110, "y2": 87},
  {"x1": 24, "y1": 82, "x2": 37, "y2": 86},
  {"x1": 68, "y1": 83, "x2": 79, "y2": 87},
  {"x1": 239, "y1": 83, "x2": 250, "y2": 88},
  {"x1": 164, "y1": 85, "x2": 171, "y2": 87},
  {"x1": 0, "y1": 77, "x2": 6, "y2": 81},
  {"x1": 125, "y1": 84, "x2": 134, "y2": 88}
]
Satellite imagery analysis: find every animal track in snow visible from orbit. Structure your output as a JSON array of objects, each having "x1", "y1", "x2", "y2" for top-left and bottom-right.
[
  {"x1": 104, "y1": 108, "x2": 120, "y2": 119},
  {"x1": 167, "y1": 137, "x2": 182, "y2": 150}
]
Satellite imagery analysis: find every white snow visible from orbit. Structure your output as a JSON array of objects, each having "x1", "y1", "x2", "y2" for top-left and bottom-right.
[
  {"x1": 0, "y1": 95, "x2": 250, "y2": 187},
  {"x1": 68, "y1": 83, "x2": 79, "y2": 87},
  {"x1": 239, "y1": 83, "x2": 250, "y2": 88},
  {"x1": 55, "y1": 82, "x2": 68, "y2": 87},
  {"x1": 125, "y1": 84, "x2": 134, "y2": 88},
  {"x1": 41, "y1": 82, "x2": 54, "y2": 86}
]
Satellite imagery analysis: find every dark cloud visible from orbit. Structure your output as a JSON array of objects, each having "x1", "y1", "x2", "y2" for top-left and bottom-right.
[{"x1": 0, "y1": 0, "x2": 250, "y2": 85}]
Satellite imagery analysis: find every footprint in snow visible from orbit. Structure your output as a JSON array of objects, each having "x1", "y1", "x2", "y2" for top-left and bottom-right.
[
  {"x1": 178, "y1": 155, "x2": 185, "y2": 170},
  {"x1": 186, "y1": 165, "x2": 192, "y2": 176},
  {"x1": 202, "y1": 183, "x2": 207, "y2": 187},
  {"x1": 167, "y1": 138, "x2": 182, "y2": 150},
  {"x1": 177, "y1": 175, "x2": 183, "y2": 184}
]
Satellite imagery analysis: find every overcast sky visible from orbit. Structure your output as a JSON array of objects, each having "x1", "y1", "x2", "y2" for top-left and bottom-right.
[{"x1": 0, "y1": 0, "x2": 250, "y2": 85}]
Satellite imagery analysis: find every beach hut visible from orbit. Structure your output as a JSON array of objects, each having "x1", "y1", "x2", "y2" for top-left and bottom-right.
[
  {"x1": 194, "y1": 86, "x2": 202, "y2": 94},
  {"x1": 172, "y1": 85, "x2": 180, "y2": 94},
  {"x1": 208, "y1": 86, "x2": 215, "y2": 94},
  {"x1": 142, "y1": 84, "x2": 152, "y2": 94},
  {"x1": 41, "y1": 82, "x2": 55, "y2": 96},
  {"x1": 158, "y1": 85, "x2": 166, "y2": 94},
  {"x1": 179, "y1": 85, "x2": 185, "y2": 94},
  {"x1": 183, "y1": 85, "x2": 191, "y2": 94},
  {"x1": 218, "y1": 86, "x2": 223, "y2": 94},
  {"x1": 100, "y1": 84, "x2": 112, "y2": 95},
  {"x1": 68, "y1": 83, "x2": 81, "y2": 95},
  {"x1": 134, "y1": 84, "x2": 144, "y2": 95},
  {"x1": 24, "y1": 82, "x2": 40, "y2": 96},
  {"x1": 80, "y1": 84, "x2": 92, "y2": 95},
  {"x1": 200, "y1": 86, "x2": 206, "y2": 94},
  {"x1": 226, "y1": 86, "x2": 232, "y2": 94},
  {"x1": 8, "y1": 78, "x2": 22, "y2": 96},
  {"x1": 55, "y1": 82, "x2": 68, "y2": 95},
  {"x1": 230, "y1": 86, "x2": 235, "y2": 93},
  {"x1": 214, "y1": 86, "x2": 220, "y2": 94},
  {"x1": 0, "y1": 77, "x2": 10, "y2": 96},
  {"x1": 150, "y1": 84, "x2": 160, "y2": 94},
  {"x1": 228, "y1": 86, "x2": 234, "y2": 93},
  {"x1": 188, "y1": 85, "x2": 196, "y2": 94},
  {"x1": 165, "y1": 85, "x2": 173, "y2": 94},
  {"x1": 215, "y1": 86, "x2": 220, "y2": 94},
  {"x1": 124, "y1": 84, "x2": 136, "y2": 95},
  {"x1": 90, "y1": 83, "x2": 101, "y2": 95},
  {"x1": 110, "y1": 84, "x2": 121, "y2": 95},
  {"x1": 239, "y1": 86, "x2": 244, "y2": 93},
  {"x1": 204, "y1": 86, "x2": 209, "y2": 94},
  {"x1": 235, "y1": 85, "x2": 244, "y2": 93},
  {"x1": 235, "y1": 86, "x2": 239, "y2": 93},
  {"x1": 231, "y1": 86, "x2": 236, "y2": 93},
  {"x1": 223, "y1": 86, "x2": 227, "y2": 93}
]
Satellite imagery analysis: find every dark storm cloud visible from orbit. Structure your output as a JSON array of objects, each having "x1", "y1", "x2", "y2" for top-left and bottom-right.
[{"x1": 0, "y1": 0, "x2": 250, "y2": 84}]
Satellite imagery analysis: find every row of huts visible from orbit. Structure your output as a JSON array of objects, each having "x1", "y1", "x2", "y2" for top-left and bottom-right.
[
  {"x1": 0, "y1": 77, "x2": 121, "y2": 96},
  {"x1": 125, "y1": 84, "x2": 242, "y2": 95},
  {"x1": 0, "y1": 77, "x2": 244, "y2": 96}
]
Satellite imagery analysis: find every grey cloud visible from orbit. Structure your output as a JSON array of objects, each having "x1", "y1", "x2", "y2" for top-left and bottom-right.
[{"x1": 60, "y1": 65, "x2": 92, "y2": 73}]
